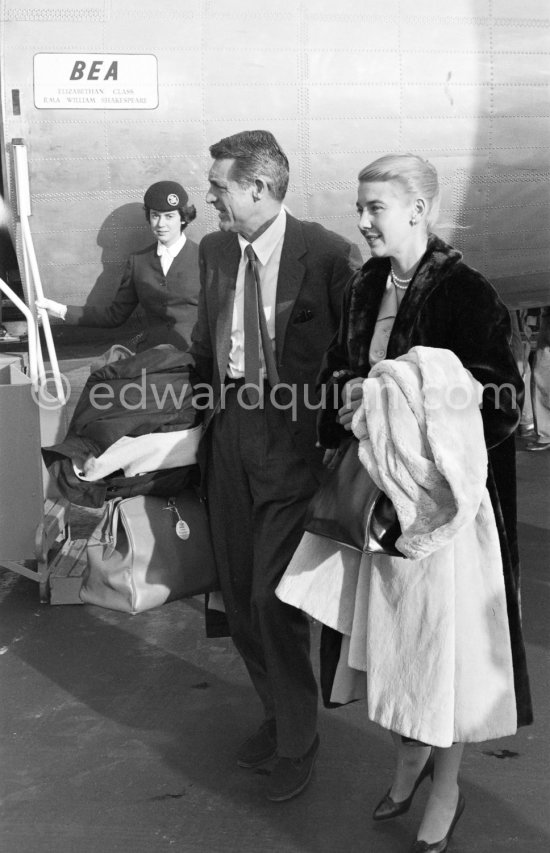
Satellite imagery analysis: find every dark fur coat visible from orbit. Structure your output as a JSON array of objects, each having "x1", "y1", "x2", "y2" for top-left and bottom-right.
[{"x1": 317, "y1": 234, "x2": 533, "y2": 727}]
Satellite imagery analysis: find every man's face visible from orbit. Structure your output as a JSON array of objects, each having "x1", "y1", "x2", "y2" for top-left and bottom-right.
[{"x1": 206, "y1": 158, "x2": 256, "y2": 237}]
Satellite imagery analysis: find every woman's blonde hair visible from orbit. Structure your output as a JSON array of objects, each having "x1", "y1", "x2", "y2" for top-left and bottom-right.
[{"x1": 358, "y1": 154, "x2": 441, "y2": 228}]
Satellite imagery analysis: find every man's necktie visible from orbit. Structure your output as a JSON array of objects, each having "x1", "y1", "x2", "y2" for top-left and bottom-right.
[{"x1": 243, "y1": 244, "x2": 279, "y2": 404}]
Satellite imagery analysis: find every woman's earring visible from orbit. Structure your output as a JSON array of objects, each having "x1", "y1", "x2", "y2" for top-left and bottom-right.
[{"x1": 410, "y1": 216, "x2": 417, "y2": 226}]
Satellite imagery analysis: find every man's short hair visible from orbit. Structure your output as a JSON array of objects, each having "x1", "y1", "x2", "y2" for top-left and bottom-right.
[{"x1": 209, "y1": 129, "x2": 289, "y2": 201}]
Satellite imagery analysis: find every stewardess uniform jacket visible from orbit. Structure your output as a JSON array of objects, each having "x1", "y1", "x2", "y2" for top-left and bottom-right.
[{"x1": 65, "y1": 239, "x2": 200, "y2": 351}]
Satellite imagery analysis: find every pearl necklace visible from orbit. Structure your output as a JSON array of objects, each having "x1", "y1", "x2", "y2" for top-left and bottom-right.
[{"x1": 390, "y1": 267, "x2": 413, "y2": 290}]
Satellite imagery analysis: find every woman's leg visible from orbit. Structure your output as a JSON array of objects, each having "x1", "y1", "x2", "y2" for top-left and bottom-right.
[
  {"x1": 387, "y1": 731, "x2": 433, "y2": 801},
  {"x1": 415, "y1": 743, "x2": 464, "y2": 843}
]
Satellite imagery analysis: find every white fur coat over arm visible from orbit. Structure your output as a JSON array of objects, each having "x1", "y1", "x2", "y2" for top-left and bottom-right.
[{"x1": 277, "y1": 346, "x2": 517, "y2": 746}]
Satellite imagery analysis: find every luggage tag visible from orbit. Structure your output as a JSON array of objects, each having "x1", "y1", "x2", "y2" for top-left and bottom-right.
[{"x1": 165, "y1": 498, "x2": 190, "y2": 540}]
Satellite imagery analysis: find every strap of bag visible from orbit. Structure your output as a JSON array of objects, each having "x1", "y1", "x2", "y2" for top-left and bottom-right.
[
  {"x1": 94, "y1": 493, "x2": 201, "y2": 560},
  {"x1": 95, "y1": 497, "x2": 124, "y2": 557}
]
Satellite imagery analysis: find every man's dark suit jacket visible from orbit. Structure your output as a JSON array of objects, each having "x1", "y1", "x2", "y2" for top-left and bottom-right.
[
  {"x1": 65, "y1": 239, "x2": 200, "y2": 351},
  {"x1": 191, "y1": 213, "x2": 362, "y2": 470}
]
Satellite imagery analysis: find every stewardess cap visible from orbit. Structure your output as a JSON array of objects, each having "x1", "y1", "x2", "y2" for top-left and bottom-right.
[{"x1": 143, "y1": 181, "x2": 188, "y2": 211}]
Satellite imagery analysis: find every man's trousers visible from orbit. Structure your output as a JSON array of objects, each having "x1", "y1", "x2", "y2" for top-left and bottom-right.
[{"x1": 206, "y1": 382, "x2": 319, "y2": 757}]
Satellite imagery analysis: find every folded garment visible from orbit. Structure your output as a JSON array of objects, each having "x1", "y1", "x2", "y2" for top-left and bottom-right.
[
  {"x1": 57, "y1": 345, "x2": 198, "y2": 454},
  {"x1": 77, "y1": 425, "x2": 202, "y2": 481},
  {"x1": 42, "y1": 345, "x2": 201, "y2": 506}
]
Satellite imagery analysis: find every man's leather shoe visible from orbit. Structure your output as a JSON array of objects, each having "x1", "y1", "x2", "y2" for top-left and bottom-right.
[
  {"x1": 236, "y1": 719, "x2": 277, "y2": 768},
  {"x1": 266, "y1": 733, "x2": 320, "y2": 802},
  {"x1": 526, "y1": 440, "x2": 550, "y2": 451}
]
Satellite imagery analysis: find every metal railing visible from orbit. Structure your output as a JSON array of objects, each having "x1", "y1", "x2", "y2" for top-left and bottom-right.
[{"x1": 5, "y1": 139, "x2": 66, "y2": 405}]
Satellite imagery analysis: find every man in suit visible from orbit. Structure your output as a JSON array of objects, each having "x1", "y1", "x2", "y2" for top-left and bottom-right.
[
  {"x1": 526, "y1": 306, "x2": 550, "y2": 451},
  {"x1": 191, "y1": 130, "x2": 361, "y2": 801},
  {"x1": 36, "y1": 181, "x2": 200, "y2": 352}
]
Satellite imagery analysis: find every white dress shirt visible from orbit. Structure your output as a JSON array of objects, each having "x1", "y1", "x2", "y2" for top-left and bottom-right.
[
  {"x1": 157, "y1": 232, "x2": 187, "y2": 275},
  {"x1": 227, "y1": 208, "x2": 286, "y2": 379}
]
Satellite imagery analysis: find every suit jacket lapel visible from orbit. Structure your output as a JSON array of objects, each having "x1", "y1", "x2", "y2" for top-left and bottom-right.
[
  {"x1": 143, "y1": 243, "x2": 162, "y2": 274},
  {"x1": 215, "y1": 236, "x2": 240, "y2": 388},
  {"x1": 275, "y1": 215, "x2": 307, "y2": 360}
]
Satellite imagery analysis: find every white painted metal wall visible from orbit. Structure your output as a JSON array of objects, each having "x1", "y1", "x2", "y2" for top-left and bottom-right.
[{"x1": 1, "y1": 0, "x2": 549, "y2": 309}]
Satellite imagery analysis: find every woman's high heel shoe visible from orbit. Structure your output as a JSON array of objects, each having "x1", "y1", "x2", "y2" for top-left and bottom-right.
[
  {"x1": 410, "y1": 789, "x2": 465, "y2": 852},
  {"x1": 372, "y1": 748, "x2": 435, "y2": 821}
]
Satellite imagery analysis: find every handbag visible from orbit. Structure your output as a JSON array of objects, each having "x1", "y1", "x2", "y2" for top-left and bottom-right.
[
  {"x1": 81, "y1": 489, "x2": 218, "y2": 613},
  {"x1": 303, "y1": 438, "x2": 403, "y2": 556}
]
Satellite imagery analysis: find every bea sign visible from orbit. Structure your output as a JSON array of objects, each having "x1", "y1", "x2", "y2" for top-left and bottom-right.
[
  {"x1": 34, "y1": 53, "x2": 159, "y2": 109},
  {"x1": 70, "y1": 60, "x2": 119, "y2": 81}
]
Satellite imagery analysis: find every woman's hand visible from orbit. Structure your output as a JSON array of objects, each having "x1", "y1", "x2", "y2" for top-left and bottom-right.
[
  {"x1": 337, "y1": 377, "x2": 365, "y2": 430},
  {"x1": 35, "y1": 297, "x2": 67, "y2": 319}
]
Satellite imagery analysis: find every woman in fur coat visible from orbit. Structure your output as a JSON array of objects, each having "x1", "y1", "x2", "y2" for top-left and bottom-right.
[{"x1": 285, "y1": 154, "x2": 533, "y2": 852}]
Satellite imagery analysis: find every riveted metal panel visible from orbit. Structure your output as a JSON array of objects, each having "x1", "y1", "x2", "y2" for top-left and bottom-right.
[{"x1": 1, "y1": 0, "x2": 548, "y2": 309}]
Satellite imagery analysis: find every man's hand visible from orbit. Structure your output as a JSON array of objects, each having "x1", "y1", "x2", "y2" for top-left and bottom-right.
[
  {"x1": 35, "y1": 297, "x2": 67, "y2": 319},
  {"x1": 337, "y1": 377, "x2": 365, "y2": 430}
]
